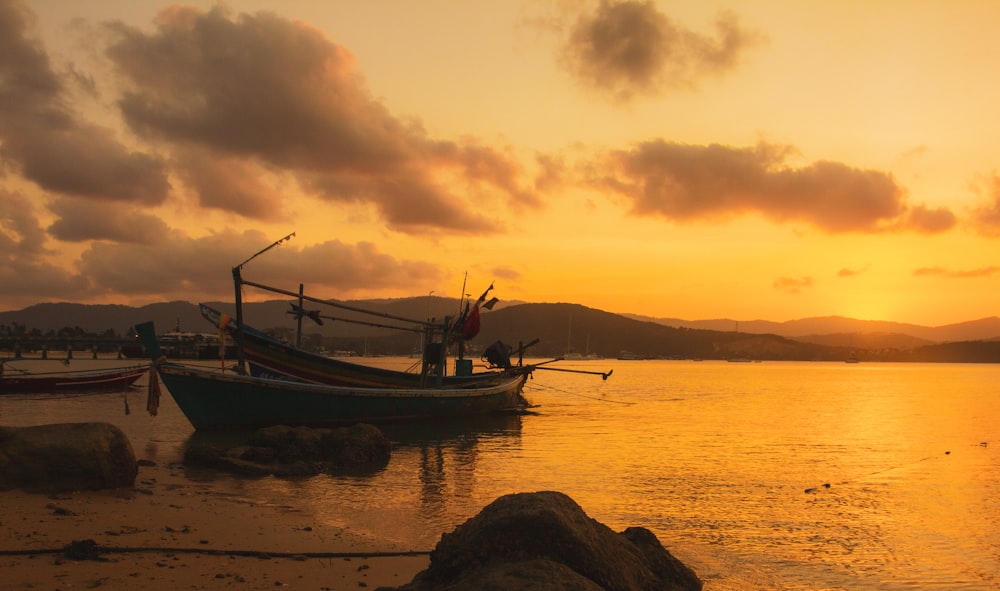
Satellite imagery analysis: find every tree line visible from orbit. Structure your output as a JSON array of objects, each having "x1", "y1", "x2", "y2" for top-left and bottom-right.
[{"x1": 0, "y1": 323, "x2": 124, "y2": 339}]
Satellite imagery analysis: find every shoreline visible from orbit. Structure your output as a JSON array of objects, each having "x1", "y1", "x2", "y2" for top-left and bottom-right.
[{"x1": 1, "y1": 458, "x2": 429, "y2": 590}]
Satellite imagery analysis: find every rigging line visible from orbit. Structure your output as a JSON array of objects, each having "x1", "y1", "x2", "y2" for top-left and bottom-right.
[
  {"x1": 0, "y1": 390, "x2": 140, "y2": 401},
  {"x1": 0, "y1": 543, "x2": 431, "y2": 558},
  {"x1": 243, "y1": 279, "x2": 428, "y2": 327},
  {"x1": 524, "y1": 382, "x2": 635, "y2": 405},
  {"x1": 2, "y1": 365, "x2": 146, "y2": 377},
  {"x1": 290, "y1": 310, "x2": 422, "y2": 334},
  {"x1": 803, "y1": 451, "x2": 957, "y2": 493},
  {"x1": 235, "y1": 232, "x2": 295, "y2": 270}
]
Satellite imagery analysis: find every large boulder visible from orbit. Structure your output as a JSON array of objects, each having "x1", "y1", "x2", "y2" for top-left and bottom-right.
[
  {"x1": 183, "y1": 423, "x2": 391, "y2": 476},
  {"x1": 0, "y1": 422, "x2": 138, "y2": 492},
  {"x1": 381, "y1": 490, "x2": 702, "y2": 591}
]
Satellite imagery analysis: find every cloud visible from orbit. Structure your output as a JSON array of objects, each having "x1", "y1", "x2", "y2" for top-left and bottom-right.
[
  {"x1": 534, "y1": 153, "x2": 569, "y2": 192},
  {"x1": 595, "y1": 140, "x2": 954, "y2": 233},
  {"x1": 0, "y1": 189, "x2": 89, "y2": 298},
  {"x1": 75, "y1": 229, "x2": 445, "y2": 300},
  {"x1": 46, "y1": 197, "x2": 171, "y2": 244},
  {"x1": 0, "y1": 0, "x2": 170, "y2": 204},
  {"x1": 560, "y1": 1, "x2": 764, "y2": 101},
  {"x1": 173, "y1": 150, "x2": 288, "y2": 220},
  {"x1": 103, "y1": 5, "x2": 539, "y2": 233},
  {"x1": 0, "y1": 202, "x2": 445, "y2": 305},
  {"x1": 837, "y1": 266, "x2": 869, "y2": 278},
  {"x1": 905, "y1": 204, "x2": 957, "y2": 233},
  {"x1": 970, "y1": 173, "x2": 1000, "y2": 236},
  {"x1": 490, "y1": 266, "x2": 522, "y2": 282},
  {"x1": 0, "y1": 189, "x2": 48, "y2": 257},
  {"x1": 773, "y1": 276, "x2": 813, "y2": 294},
  {"x1": 913, "y1": 266, "x2": 999, "y2": 278}
]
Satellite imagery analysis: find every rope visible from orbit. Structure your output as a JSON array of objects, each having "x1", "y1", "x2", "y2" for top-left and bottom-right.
[
  {"x1": 524, "y1": 382, "x2": 635, "y2": 405},
  {"x1": 0, "y1": 539, "x2": 431, "y2": 559},
  {"x1": 803, "y1": 441, "x2": 991, "y2": 494},
  {"x1": 0, "y1": 390, "x2": 139, "y2": 402},
  {"x1": 1, "y1": 364, "x2": 147, "y2": 377}
]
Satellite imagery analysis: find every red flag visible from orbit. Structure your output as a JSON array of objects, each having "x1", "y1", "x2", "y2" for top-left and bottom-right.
[{"x1": 462, "y1": 304, "x2": 481, "y2": 339}]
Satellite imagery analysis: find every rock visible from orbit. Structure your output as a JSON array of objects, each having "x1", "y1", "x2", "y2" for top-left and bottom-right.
[
  {"x1": 381, "y1": 491, "x2": 701, "y2": 591},
  {"x1": 0, "y1": 422, "x2": 138, "y2": 492},
  {"x1": 422, "y1": 558, "x2": 606, "y2": 591},
  {"x1": 183, "y1": 423, "x2": 391, "y2": 476},
  {"x1": 63, "y1": 539, "x2": 108, "y2": 561}
]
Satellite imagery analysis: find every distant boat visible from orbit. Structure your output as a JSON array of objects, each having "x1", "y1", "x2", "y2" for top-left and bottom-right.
[
  {"x1": 0, "y1": 362, "x2": 149, "y2": 394},
  {"x1": 617, "y1": 350, "x2": 644, "y2": 360},
  {"x1": 121, "y1": 329, "x2": 235, "y2": 360},
  {"x1": 563, "y1": 313, "x2": 601, "y2": 360}
]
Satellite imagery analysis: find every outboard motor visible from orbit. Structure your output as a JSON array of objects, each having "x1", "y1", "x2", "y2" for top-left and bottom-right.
[{"x1": 482, "y1": 340, "x2": 513, "y2": 369}]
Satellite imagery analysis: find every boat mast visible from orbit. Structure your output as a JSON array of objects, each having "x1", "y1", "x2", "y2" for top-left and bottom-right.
[
  {"x1": 296, "y1": 283, "x2": 304, "y2": 349},
  {"x1": 232, "y1": 265, "x2": 245, "y2": 374},
  {"x1": 232, "y1": 232, "x2": 296, "y2": 375}
]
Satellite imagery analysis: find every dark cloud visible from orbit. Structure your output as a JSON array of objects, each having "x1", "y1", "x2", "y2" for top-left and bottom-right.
[
  {"x1": 0, "y1": 189, "x2": 88, "y2": 299},
  {"x1": 46, "y1": 197, "x2": 171, "y2": 244},
  {"x1": 0, "y1": 259, "x2": 88, "y2": 300},
  {"x1": 0, "y1": 197, "x2": 443, "y2": 304},
  {"x1": 913, "y1": 266, "x2": 999, "y2": 278},
  {"x1": 0, "y1": 0, "x2": 170, "y2": 204},
  {"x1": 302, "y1": 168, "x2": 502, "y2": 235},
  {"x1": 561, "y1": 1, "x2": 764, "y2": 101},
  {"x1": 103, "y1": 5, "x2": 538, "y2": 232},
  {"x1": 76, "y1": 229, "x2": 444, "y2": 300},
  {"x1": 596, "y1": 140, "x2": 953, "y2": 233},
  {"x1": 773, "y1": 276, "x2": 813, "y2": 294},
  {"x1": 9, "y1": 125, "x2": 171, "y2": 203},
  {"x1": 173, "y1": 150, "x2": 287, "y2": 220},
  {"x1": 0, "y1": 189, "x2": 48, "y2": 256}
]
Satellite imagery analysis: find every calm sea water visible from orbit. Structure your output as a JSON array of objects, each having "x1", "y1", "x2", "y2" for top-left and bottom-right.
[{"x1": 2, "y1": 357, "x2": 997, "y2": 590}]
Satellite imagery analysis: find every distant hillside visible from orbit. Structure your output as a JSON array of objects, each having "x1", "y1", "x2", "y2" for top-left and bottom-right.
[
  {"x1": 626, "y1": 314, "x2": 1000, "y2": 344},
  {"x1": 790, "y1": 332, "x2": 932, "y2": 350},
  {"x1": 0, "y1": 297, "x2": 471, "y2": 338},
  {"x1": 2, "y1": 299, "x2": 1000, "y2": 363}
]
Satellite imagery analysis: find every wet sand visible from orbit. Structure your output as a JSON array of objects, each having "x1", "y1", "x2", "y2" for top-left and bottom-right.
[{"x1": 0, "y1": 460, "x2": 428, "y2": 590}]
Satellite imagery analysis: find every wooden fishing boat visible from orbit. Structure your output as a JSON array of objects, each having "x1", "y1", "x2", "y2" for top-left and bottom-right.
[
  {"x1": 134, "y1": 234, "x2": 608, "y2": 429},
  {"x1": 136, "y1": 321, "x2": 530, "y2": 429},
  {"x1": 0, "y1": 363, "x2": 149, "y2": 394},
  {"x1": 199, "y1": 304, "x2": 524, "y2": 388}
]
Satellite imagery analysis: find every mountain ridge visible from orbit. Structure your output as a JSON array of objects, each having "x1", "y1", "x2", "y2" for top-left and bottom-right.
[
  {"x1": 2, "y1": 299, "x2": 999, "y2": 362},
  {"x1": 624, "y1": 313, "x2": 1000, "y2": 344},
  {"x1": 2, "y1": 300, "x2": 999, "y2": 345}
]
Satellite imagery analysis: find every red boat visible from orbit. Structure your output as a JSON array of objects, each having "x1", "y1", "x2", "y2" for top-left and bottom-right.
[{"x1": 0, "y1": 363, "x2": 149, "y2": 394}]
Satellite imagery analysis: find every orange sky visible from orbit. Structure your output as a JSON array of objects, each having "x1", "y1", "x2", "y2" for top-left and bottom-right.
[{"x1": 2, "y1": 0, "x2": 999, "y2": 325}]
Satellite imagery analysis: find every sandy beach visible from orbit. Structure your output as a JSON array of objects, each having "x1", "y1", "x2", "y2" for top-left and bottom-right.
[{"x1": 0, "y1": 458, "x2": 429, "y2": 590}]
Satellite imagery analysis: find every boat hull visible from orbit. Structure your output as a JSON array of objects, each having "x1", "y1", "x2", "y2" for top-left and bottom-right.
[
  {"x1": 155, "y1": 363, "x2": 529, "y2": 430},
  {"x1": 200, "y1": 303, "x2": 515, "y2": 388},
  {"x1": 0, "y1": 365, "x2": 149, "y2": 394}
]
